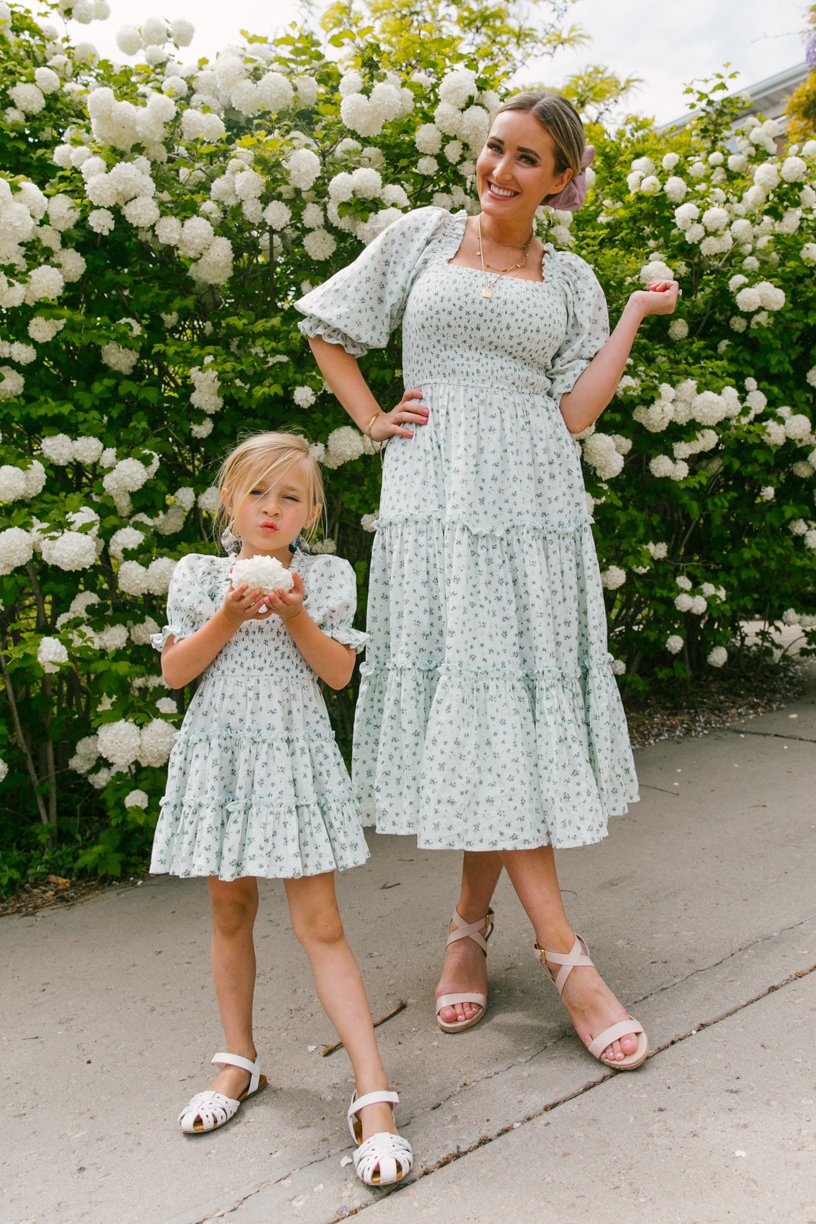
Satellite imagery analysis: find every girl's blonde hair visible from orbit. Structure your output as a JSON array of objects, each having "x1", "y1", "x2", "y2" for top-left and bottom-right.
[
  {"x1": 492, "y1": 90, "x2": 585, "y2": 180},
  {"x1": 213, "y1": 432, "x2": 324, "y2": 547}
]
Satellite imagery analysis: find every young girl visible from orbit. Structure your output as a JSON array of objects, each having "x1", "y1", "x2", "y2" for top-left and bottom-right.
[{"x1": 149, "y1": 431, "x2": 413, "y2": 1187}]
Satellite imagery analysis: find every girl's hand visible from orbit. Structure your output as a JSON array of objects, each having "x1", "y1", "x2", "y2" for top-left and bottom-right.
[
  {"x1": 223, "y1": 582, "x2": 275, "y2": 626},
  {"x1": 368, "y1": 388, "x2": 429, "y2": 442},
  {"x1": 629, "y1": 280, "x2": 681, "y2": 319},
  {"x1": 264, "y1": 570, "x2": 307, "y2": 625}
]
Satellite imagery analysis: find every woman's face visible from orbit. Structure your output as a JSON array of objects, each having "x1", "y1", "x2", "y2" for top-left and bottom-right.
[{"x1": 476, "y1": 109, "x2": 573, "y2": 225}]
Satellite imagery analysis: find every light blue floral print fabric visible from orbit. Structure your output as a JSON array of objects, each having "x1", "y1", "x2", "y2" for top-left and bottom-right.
[
  {"x1": 149, "y1": 550, "x2": 370, "y2": 880},
  {"x1": 297, "y1": 207, "x2": 639, "y2": 851}
]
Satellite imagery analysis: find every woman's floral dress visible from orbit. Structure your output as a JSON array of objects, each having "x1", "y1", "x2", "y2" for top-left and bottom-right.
[
  {"x1": 297, "y1": 207, "x2": 638, "y2": 851},
  {"x1": 149, "y1": 550, "x2": 370, "y2": 880}
]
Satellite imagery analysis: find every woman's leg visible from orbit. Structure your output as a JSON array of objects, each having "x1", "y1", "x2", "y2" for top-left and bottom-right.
[
  {"x1": 435, "y1": 850, "x2": 503, "y2": 1025},
  {"x1": 201, "y1": 875, "x2": 260, "y2": 1098},
  {"x1": 285, "y1": 872, "x2": 398, "y2": 1142},
  {"x1": 501, "y1": 847, "x2": 639, "y2": 1062}
]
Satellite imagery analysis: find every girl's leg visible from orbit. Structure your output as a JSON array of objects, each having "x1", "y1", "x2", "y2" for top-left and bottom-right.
[
  {"x1": 500, "y1": 847, "x2": 639, "y2": 1062},
  {"x1": 205, "y1": 875, "x2": 261, "y2": 1098},
  {"x1": 435, "y1": 850, "x2": 502, "y2": 1025},
  {"x1": 284, "y1": 872, "x2": 397, "y2": 1142}
]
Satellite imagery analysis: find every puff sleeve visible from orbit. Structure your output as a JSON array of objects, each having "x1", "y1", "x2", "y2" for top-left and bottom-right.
[
  {"x1": 547, "y1": 250, "x2": 610, "y2": 403},
  {"x1": 151, "y1": 554, "x2": 218, "y2": 651},
  {"x1": 303, "y1": 555, "x2": 367, "y2": 654},
  {"x1": 295, "y1": 206, "x2": 454, "y2": 356}
]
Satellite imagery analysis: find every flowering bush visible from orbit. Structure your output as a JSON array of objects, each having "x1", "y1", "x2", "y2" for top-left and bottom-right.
[{"x1": 0, "y1": 2, "x2": 813, "y2": 884}]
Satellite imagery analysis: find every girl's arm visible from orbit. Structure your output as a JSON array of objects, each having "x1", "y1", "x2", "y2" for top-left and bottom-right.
[
  {"x1": 307, "y1": 336, "x2": 427, "y2": 443},
  {"x1": 263, "y1": 571, "x2": 355, "y2": 690},
  {"x1": 161, "y1": 585, "x2": 271, "y2": 689},
  {"x1": 560, "y1": 281, "x2": 680, "y2": 435}
]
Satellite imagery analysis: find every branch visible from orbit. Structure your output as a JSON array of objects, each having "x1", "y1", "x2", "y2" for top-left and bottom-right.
[{"x1": 0, "y1": 643, "x2": 50, "y2": 827}]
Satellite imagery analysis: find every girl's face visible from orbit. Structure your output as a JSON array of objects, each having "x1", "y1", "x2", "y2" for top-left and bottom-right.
[
  {"x1": 476, "y1": 110, "x2": 572, "y2": 225},
  {"x1": 228, "y1": 462, "x2": 318, "y2": 563}
]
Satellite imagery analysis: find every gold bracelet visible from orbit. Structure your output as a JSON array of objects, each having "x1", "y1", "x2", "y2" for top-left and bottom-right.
[{"x1": 364, "y1": 412, "x2": 383, "y2": 439}]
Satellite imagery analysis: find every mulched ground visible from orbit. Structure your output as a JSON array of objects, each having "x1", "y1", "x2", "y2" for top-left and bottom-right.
[{"x1": 2, "y1": 657, "x2": 807, "y2": 919}]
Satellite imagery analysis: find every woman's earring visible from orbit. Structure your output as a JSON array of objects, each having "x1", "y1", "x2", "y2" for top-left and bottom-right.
[{"x1": 221, "y1": 522, "x2": 239, "y2": 553}]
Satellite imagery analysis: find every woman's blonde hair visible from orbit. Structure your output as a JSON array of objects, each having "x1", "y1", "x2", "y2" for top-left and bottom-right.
[
  {"x1": 492, "y1": 91, "x2": 585, "y2": 180},
  {"x1": 213, "y1": 431, "x2": 324, "y2": 547}
]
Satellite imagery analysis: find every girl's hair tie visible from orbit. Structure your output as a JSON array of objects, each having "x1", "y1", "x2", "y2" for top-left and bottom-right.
[{"x1": 542, "y1": 145, "x2": 595, "y2": 212}]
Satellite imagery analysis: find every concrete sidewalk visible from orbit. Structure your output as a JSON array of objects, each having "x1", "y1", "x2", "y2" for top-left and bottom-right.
[{"x1": 4, "y1": 665, "x2": 815, "y2": 1224}]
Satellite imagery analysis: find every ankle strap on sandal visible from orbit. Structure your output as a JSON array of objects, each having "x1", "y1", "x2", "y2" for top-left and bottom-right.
[{"x1": 446, "y1": 907, "x2": 494, "y2": 954}]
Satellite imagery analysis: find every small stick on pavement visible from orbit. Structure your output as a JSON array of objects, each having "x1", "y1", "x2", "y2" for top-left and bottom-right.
[{"x1": 320, "y1": 999, "x2": 407, "y2": 1057}]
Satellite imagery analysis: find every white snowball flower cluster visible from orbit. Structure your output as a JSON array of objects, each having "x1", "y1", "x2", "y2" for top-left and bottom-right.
[
  {"x1": 639, "y1": 258, "x2": 674, "y2": 285},
  {"x1": 68, "y1": 735, "x2": 99, "y2": 775},
  {"x1": 190, "y1": 364, "x2": 223, "y2": 414},
  {"x1": 97, "y1": 718, "x2": 141, "y2": 767},
  {"x1": 322, "y1": 425, "x2": 365, "y2": 469},
  {"x1": 41, "y1": 531, "x2": 97, "y2": 572},
  {"x1": 28, "y1": 316, "x2": 66, "y2": 343},
  {"x1": 86, "y1": 86, "x2": 176, "y2": 153},
  {"x1": 124, "y1": 789, "x2": 149, "y2": 809},
  {"x1": 40, "y1": 433, "x2": 103, "y2": 465},
  {"x1": 601, "y1": 566, "x2": 626, "y2": 590},
  {"x1": 340, "y1": 76, "x2": 412, "y2": 138},
  {"x1": 582, "y1": 432, "x2": 625, "y2": 480},
  {"x1": 103, "y1": 457, "x2": 150, "y2": 498},
  {"x1": 734, "y1": 281, "x2": 786, "y2": 313},
  {"x1": 285, "y1": 148, "x2": 321, "y2": 190},
  {"x1": 650, "y1": 455, "x2": 688, "y2": 481},
  {"x1": 293, "y1": 385, "x2": 316, "y2": 408},
  {"x1": 666, "y1": 634, "x2": 684, "y2": 654},
  {"x1": 230, "y1": 555, "x2": 294, "y2": 593},
  {"x1": 0, "y1": 526, "x2": 34, "y2": 575},
  {"x1": 707, "y1": 646, "x2": 728, "y2": 668},
  {"x1": 139, "y1": 718, "x2": 177, "y2": 766},
  {"x1": 117, "y1": 556, "x2": 176, "y2": 596},
  {"x1": 37, "y1": 636, "x2": 69, "y2": 674},
  {"x1": 109, "y1": 526, "x2": 145, "y2": 560}
]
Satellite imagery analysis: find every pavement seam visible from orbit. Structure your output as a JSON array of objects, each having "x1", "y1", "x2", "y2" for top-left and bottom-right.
[
  {"x1": 724, "y1": 728, "x2": 816, "y2": 744},
  {"x1": 330, "y1": 957, "x2": 816, "y2": 1221}
]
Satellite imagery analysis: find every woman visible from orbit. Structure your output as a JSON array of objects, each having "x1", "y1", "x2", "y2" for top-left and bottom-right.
[{"x1": 296, "y1": 92, "x2": 678, "y2": 1069}]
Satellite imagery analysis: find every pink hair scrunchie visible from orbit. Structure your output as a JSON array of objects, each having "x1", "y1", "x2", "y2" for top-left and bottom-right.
[{"x1": 542, "y1": 145, "x2": 595, "y2": 212}]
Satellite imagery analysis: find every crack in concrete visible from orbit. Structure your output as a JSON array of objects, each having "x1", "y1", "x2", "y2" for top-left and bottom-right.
[
  {"x1": 193, "y1": 932, "x2": 816, "y2": 1224},
  {"x1": 725, "y1": 728, "x2": 816, "y2": 744}
]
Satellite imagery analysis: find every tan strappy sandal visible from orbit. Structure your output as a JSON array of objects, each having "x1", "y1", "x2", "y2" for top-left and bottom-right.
[
  {"x1": 535, "y1": 935, "x2": 648, "y2": 1070},
  {"x1": 435, "y1": 907, "x2": 494, "y2": 1034}
]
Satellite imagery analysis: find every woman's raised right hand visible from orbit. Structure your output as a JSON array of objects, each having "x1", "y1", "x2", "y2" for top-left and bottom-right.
[{"x1": 369, "y1": 388, "x2": 429, "y2": 442}]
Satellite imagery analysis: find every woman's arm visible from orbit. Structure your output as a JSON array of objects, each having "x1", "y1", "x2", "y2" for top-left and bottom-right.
[
  {"x1": 307, "y1": 336, "x2": 427, "y2": 444},
  {"x1": 263, "y1": 572, "x2": 355, "y2": 690},
  {"x1": 161, "y1": 585, "x2": 271, "y2": 689},
  {"x1": 560, "y1": 281, "x2": 679, "y2": 435}
]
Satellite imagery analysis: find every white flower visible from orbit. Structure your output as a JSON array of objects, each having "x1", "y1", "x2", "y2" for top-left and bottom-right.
[
  {"x1": 360, "y1": 513, "x2": 378, "y2": 532},
  {"x1": 601, "y1": 566, "x2": 626, "y2": 590},
  {"x1": 707, "y1": 646, "x2": 728, "y2": 668},
  {"x1": 178, "y1": 216, "x2": 214, "y2": 258},
  {"x1": 101, "y1": 343, "x2": 138, "y2": 374},
  {"x1": 231, "y1": 554, "x2": 294, "y2": 593},
  {"x1": 10, "y1": 83, "x2": 46, "y2": 114},
  {"x1": 639, "y1": 175, "x2": 661, "y2": 194},
  {"x1": 582, "y1": 432, "x2": 624, "y2": 479},
  {"x1": 104, "y1": 457, "x2": 148, "y2": 494},
  {"x1": 37, "y1": 635, "x2": 69, "y2": 674},
  {"x1": 759, "y1": 486, "x2": 775, "y2": 501},
  {"x1": 650, "y1": 454, "x2": 674, "y2": 478},
  {"x1": 611, "y1": 658, "x2": 626, "y2": 675},
  {"x1": 117, "y1": 560, "x2": 149, "y2": 594},
  {"x1": 339, "y1": 70, "x2": 363, "y2": 97},
  {"x1": 781, "y1": 156, "x2": 807, "y2": 182},
  {"x1": 0, "y1": 526, "x2": 34, "y2": 575},
  {"x1": 139, "y1": 718, "x2": 176, "y2": 767},
  {"x1": 756, "y1": 281, "x2": 785, "y2": 311},
  {"x1": 646, "y1": 541, "x2": 668, "y2": 560},
  {"x1": 69, "y1": 735, "x2": 99, "y2": 774},
  {"x1": 675, "y1": 575, "x2": 693, "y2": 591},
  {"x1": 417, "y1": 156, "x2": 439, "y2": 176},
  {"x1": 98, "y1": 624, "x2": 128, "y2": 651},
  {"x1": 262, "y1": 200, "x2": 291, "y2": 229},
  {"x1": 664, "y1": 176, "x2": 687, "y2": 203},
  {"x1": 0, "y1": 465, "x2": 26, "y2": 502},
  {"x1": 668, "y1": 319, "x2": 688, "y2": 340},
  {"x1": 350, "y1": 167, "x2": 382, "y2": 199},
  {"x1": 24, "y1": 265, "x2": 64, "y2": 305},
  {"x1": 639, "y1": 259, "x2": 673, "y2": 285},
  {"x1": 22, "y1": 460, "x2": 46, "y2": 496},
  {"x1": 285, "y1": 148, "x2": 321, "y2": 190},
  {"x1": 124, "y1": 789, "x2": 149, "y2": 808},
  {"x1": 438, "y1": 67, "x2": 477, "y2": 108},
  {"x1": 41, "y1": 531, "x2": 97, "y2": 572},
  {"x1": 129, "y1": 616, "x2": 160, "y2": 646},
  {"x1": 98, "y1": 718, "x2": 141, "y2": 767},
  {"x1": 310, "y1": 538, "x2": 337, "y2": 554},
  {"x1": 181, "y1": 110, "x2": 226, "y2": 142},
  {"x1": 302, "y1": 228, "x2": 336, "y2": 261},
  {"x1": 674, "y1": 202, "x2": 699, "y2": 230},
  {"x1": 122, "y1": 196, "x2": 160, "y2": 228},
  {"x1": 257, "y1": 71, "x2": 294, "y2": 113},
  {"x1": 690, "y1": 595, "x2": 707, "y2": 615},
  {"x1": 784, "y1": 413, "x2": 811, "y2": 440},
  {"x1": 145, "y1": 557, "x2": 176, "y2": 595},
  {"x1": 293, "y1": 385, "x2": 316, "y2": 409},
  {"x1": 324, "y1": 425, "x2": 365, "y2": 468},
  {"x1": 666, "y1": 634, "x2": 684, "y2": 654},
  {"x1": 702, "y1": 206, "x2": 729, "y2": 232},
  {"x1": 674, "y1": 592, "x2": 693, "y2": 612},
  {"x1": 109, "y1": 526, "x2": 145, "y2": 560},
  {"x1": 189, "y1": 236, "x2": 233, "y2": 285},
  {"x1": 753, "y1": 163, "x2": 778, "y2": 191},
  {"x1": 415, "y1": 123, "x2": 442, "y2": 154}
]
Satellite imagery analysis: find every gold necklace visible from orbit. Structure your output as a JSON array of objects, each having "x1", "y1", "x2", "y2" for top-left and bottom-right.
[{"x1": 477, "y1": 214, "x2": 534, "y2": 299}]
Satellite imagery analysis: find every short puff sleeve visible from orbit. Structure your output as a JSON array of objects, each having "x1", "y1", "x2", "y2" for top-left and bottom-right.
[
  {"x1": 151, "y1": 554, "x2": 218, "y2": 651},
  {"x1": 302, "y1": 555, "x2": 367, "y2": 654},
  {"x1": 547, "y1": 250, "x2": 609, "y2": 403},
  {"x1": 295, "y1": 206, "x2": 454, "y2": 356}
]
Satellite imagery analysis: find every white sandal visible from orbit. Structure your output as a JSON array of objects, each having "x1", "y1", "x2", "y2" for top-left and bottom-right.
[
  {"x1": 178, "y1": 1051, "x2": 267, "y2": 1134},
  {"x1": 347, "y1": 1090, "x2": 414, "y2": 1186}
]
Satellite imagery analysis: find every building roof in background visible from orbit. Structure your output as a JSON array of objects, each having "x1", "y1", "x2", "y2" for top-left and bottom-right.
[{"x1": 660, "y1": 62, "x2": 810, "y2": 132}]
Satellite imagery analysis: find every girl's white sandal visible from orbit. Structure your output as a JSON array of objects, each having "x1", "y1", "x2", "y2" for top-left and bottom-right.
[
  {"x1": 178, "y1": 1051, "x2": 267, "y2": 1134},
  {"x1": 347, "y1": 1090, "x2": 414, "y2": 1186}
]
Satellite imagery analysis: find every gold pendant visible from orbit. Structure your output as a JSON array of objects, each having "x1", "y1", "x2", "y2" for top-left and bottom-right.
[{"x1": 482, "y1": 282, "x2": 493, "y2": 299}]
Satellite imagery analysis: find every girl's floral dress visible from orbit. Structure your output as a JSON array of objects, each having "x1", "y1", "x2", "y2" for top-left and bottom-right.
[
  {"x1": 149, "y1": 550, "x2": 370, "y2": 880},
  {"x1": 297, "y1": 207, "x2": 638, "y2": 852}
]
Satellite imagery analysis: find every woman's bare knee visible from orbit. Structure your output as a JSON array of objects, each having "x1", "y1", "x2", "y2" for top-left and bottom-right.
[{"x1": 208, "y1": 876, "x2": 258, "y2": 936}]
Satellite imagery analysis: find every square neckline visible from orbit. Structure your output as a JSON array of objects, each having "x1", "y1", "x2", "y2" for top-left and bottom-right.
[{"x1": 445, "y1": 211, "x2": 547, "y2": 284}]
